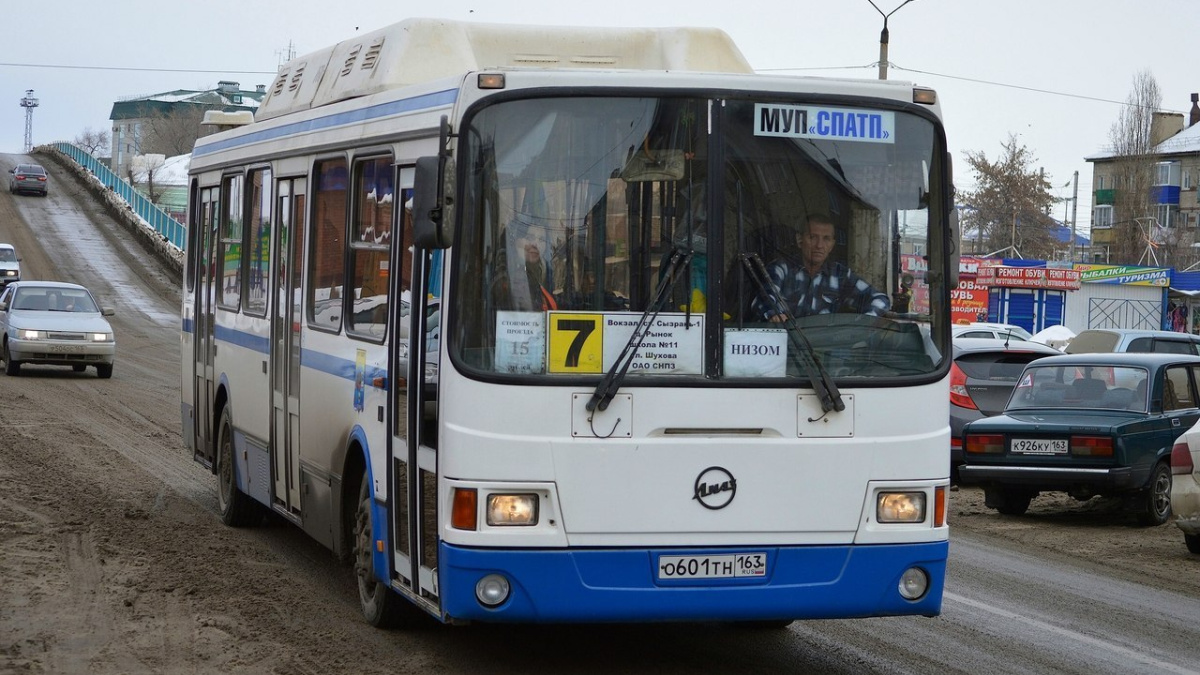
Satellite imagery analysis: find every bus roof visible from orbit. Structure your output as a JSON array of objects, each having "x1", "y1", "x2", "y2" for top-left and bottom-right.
[{"x1": 256, "y1": 18, "x2": 753, "y2": 122}]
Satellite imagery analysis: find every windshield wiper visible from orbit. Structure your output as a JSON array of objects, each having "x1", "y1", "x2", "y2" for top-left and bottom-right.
[
  {"x1": 586, "y1": 247, "x2": 693, "y2": 413},
  {"x1": 741, "y1": 252, "x2": 845, "y2": 414}
]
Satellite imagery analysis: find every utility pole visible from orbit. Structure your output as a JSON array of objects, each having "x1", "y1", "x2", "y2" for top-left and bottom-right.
[
  {"x1": 868, "y1": 0, "x2": 917, "y2": 80},
  {"x1": 20, "y1": 89, "x2": 38, "y2": 154},
  {"x1": 1068, "y1": 170, "x2": 1079, "y2": 263}
]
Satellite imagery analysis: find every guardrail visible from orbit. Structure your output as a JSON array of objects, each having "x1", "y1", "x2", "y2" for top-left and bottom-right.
[{"x1": 48, "y1": 142, "x2": 186, "y2": 250}]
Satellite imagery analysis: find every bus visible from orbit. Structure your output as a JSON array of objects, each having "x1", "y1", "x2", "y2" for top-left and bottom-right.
[{"x1": 181, "y1": 18, "x2": 955, "y2": 628}]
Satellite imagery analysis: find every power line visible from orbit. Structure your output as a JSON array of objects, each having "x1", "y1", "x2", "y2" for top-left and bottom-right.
[
  {"x1": 757, "y1": 62, "x2": 1187, "y2": 114},
  {"x1": 0, "y1": 61, "x2": 275, "y2": 75}
]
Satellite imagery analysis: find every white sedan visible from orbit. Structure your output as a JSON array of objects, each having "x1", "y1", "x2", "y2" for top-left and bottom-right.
[
  {"x1": 1171, "y1": 423, "x2": 1200, "y2": 554},
  {"x1": 0, "y1": 281, "x2": 116, "y2": 378}
]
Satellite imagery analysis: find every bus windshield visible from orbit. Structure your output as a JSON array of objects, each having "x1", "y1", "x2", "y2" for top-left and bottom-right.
[{"x1": 455, "y1": 94, "x2": 948, "y2": 383}]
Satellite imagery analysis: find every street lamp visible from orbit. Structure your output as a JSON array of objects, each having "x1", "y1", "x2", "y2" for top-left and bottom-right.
[{"x1": 868, "y1": 0, "x2": 917, "y2": 80}]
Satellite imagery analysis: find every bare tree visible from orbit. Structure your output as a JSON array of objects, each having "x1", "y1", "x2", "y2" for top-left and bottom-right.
[
  {"x1": 1105, "y1": 70, "x2": 1174, "y2": 265},
  {"x1": 74, "y1": 127, "x2": 111, "y2": 157},
  {"x1": 960, "y1": 135, "x2": 1059, "y2": 260},
  {"x1": 140, "y1": 104, "x2": 217, "y2": 157},
  {"x1": 129, "y1": 154, "x2": 167, "y2": 204}
]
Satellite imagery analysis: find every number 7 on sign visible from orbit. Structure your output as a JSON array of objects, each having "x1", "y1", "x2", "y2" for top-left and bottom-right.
[{"x1": 547, "y1": 313, "x2": 603, "y2": 373}]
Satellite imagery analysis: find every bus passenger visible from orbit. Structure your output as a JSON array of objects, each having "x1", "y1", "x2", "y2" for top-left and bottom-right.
[{"x1": 752, "y1": 213, "x2": 889, "y2": 321}]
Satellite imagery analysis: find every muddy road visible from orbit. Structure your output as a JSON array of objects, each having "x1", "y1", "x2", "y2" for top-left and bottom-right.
[{"x1": 1, "y1": 152, "x2": 1198, "y2": 674}]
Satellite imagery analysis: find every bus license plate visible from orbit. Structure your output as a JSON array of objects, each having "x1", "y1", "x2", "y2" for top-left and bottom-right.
[
  {"x1": 1012, "y1": 438, "x2": 1067, "y2": 455},
  {"x1": 658, "y1": 553, "x2": 767, "y2": 580}
]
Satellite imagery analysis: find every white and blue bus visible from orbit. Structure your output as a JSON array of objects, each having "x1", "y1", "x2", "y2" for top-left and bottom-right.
[{"x1": 182, "y1": 18, "x2": 955, "y2": 628}]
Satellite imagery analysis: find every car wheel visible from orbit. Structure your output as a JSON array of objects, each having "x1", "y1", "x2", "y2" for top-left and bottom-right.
[
  {"x1": 3, "y1": 341, "x2": 19, "y2": 376},
  {"x1": 96, "y1": 363, "x2": 113, "y2": 379},
  {"x1": 216, "y1": 407, "x2": 259, "y2": 527},
  {"x1": 72, "y1": 364, "x2": 86, "y2": 372},
  {"x1": 1186, "y1": 534, "x2": 1200, "y2": 555},
  {"x1": 1134, "y1": 461, "x2": 1172, "y2": 526},
  {"x1": 985, "y1": 487, "x2": 1032, "y2": 515},
  {"x1": 354, "y1": 471, "x2": 425, "y2": 628}
]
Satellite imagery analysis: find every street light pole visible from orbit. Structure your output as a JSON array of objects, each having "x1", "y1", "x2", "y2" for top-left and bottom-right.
[{"x1": 868, "y1": 0, "x2": 917, "y2": 80}]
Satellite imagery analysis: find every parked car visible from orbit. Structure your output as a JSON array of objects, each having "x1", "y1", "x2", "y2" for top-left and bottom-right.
[
  {"x1": 1170, "y1": 422, "x2": 1200, "y2": 553},
  {"x1": 8, "y1": 163, "x2": 48, "y2": 196},
  {"x1": 0, "y1": 244, "x2": 19, "y2": 288},
  {"x1": 0, "y1": 281, "x2": 116, "y2": 378},
  {"x1": 959, "y1": 352, "x2": 1200, "y2": 525},
  {"x1": 952, "y1": 322, "x2": 1033, "y2": 342},
  {"x1": 950, "y1": 337, "x2": 1062, "y2": 478},
  {"x1": 1065, "y1": 328, "x2": 1200, "y2": 356}
]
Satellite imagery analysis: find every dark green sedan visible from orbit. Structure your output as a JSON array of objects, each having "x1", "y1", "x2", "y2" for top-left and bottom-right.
[{"x1": 959, "y1": 352, "x2": 1200, "y2": 525}]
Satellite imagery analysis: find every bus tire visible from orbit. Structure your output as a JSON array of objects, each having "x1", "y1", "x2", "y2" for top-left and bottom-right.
[
  {"x1": 354, "y1": 473, "x2": 421, "y2": 628},
  {"x1": 216, "y1": 407, "x2": 259, "y2": 527},
  {"x1": 1134, "y1": 461, "x2": 1171, "y2": 527}
]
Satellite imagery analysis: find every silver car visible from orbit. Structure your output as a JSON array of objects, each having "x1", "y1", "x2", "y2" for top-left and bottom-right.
[
  {"x1": 8, "y1": 163, "x2": 48, "y2": 196},
  {"x1": 0, "y1": 244, "x2": 19, "y2": 288},
  {"x1": 0, "y1": 281, "x2": 116, "y2": 378}
]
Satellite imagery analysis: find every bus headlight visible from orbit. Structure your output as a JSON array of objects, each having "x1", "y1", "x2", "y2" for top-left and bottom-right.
[
  {"x1": 486, "y1": 494, "x2": 538, "y2": 526},
  {"x1": 877, "y1": 492, "x2": 926, "y2": 523}
]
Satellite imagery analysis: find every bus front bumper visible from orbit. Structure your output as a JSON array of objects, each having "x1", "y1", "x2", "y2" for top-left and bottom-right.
[{"x1": 438, "y1": 540, "x2": 947, "y2": 623}]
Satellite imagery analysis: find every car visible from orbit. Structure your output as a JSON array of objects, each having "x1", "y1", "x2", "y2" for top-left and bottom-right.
[
  {"x1": 1065, "y1": 328, "x2": 1200, "y2": 356},
  {"x1": 0, "y1": 281, "x2": 116, "y2": 378},
  {"x1": 0, "y1": 244, "x2": 20, "y2": 288},
  {"x1": 952, "y1": 322, "x2": 1033, "y2": 342},
  {"x1": 1170, "y1": 421, "x2": 1200, "y2": 553},
  {"x1": 949, "y1": 337, "x2": 1062, "y2": 478},
  {"x1": 8, "y1": 163, "x2": 48, "y2": 196},
  {"x1": 958, "y1": 352, "x2": 1200, "y2": 525}
]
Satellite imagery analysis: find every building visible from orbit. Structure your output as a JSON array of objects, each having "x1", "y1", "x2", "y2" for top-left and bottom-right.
[
  {"x1": 1086, "y1": 94, "x2": 1200, "y2": 267},
  {"x1": 109, "y1": 81, "x2": 265, "y2": 179}
]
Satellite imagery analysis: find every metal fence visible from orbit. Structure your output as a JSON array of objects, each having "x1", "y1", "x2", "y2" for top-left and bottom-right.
[{"x1": 49, "y1": 142, "x2": 186, "y2": 250}]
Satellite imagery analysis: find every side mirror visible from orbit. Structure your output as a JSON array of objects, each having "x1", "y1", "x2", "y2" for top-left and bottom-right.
[
  {"x1": 101, "y1": 307, "x2": 115, "y2": 316},
  {"x1": 0, "y1": 301, "x2": 7, "y2": 311},
  {"x1": 412, "y1": 155, "x2": 455, "y2": 249}
]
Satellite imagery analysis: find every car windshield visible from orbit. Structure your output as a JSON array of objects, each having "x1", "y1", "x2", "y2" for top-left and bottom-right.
[
  {"x1": 13, "y1": 288, "x2": 98, "y2": 313},
  {"x1": 1007, "y1": 364, "x2": 1148, "y2": 412},
  {"x1": 0, "y1": 249, "x2": 15, "y2": 262}
]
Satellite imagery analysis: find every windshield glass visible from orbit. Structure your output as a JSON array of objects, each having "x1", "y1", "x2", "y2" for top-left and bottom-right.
[
  {"x1": 1007, "y1": 364, "x2": 1148, "y2": 412},
  {"x1": 454, "y1": 94, "x2": 948, "y2": 383}
]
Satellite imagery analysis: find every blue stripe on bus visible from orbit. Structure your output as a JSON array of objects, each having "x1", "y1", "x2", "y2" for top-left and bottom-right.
[
  {"x1": 438, "y1": 541, "x2": 947, "y2": 622},
  {"x1": 193, "y1": 89, "x2": 459, "y2": 157},
  {"x1": 195, "y1": 324, "x2": 388, "y2": 386},
  {"x1": 214, "y1": 324, "x2": 270, "y2": 353}
]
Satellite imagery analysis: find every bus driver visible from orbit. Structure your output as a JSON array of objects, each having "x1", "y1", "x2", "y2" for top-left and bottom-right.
[{"x1": 752, "y1": 213, "x2": 890, "y2": 321}]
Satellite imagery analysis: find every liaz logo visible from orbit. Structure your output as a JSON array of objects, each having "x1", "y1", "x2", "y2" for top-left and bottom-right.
[{"x1": 693, "y1": 466, "x2": 737, "y2": 510}]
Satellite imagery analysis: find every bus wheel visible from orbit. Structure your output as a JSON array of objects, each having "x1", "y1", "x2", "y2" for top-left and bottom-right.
[
  {"x1": 216, "y1": 407, "x2": 259, "y2": 527},
  {"x1": 354, "y1": 474, "x2": 421, "y2": 628}
]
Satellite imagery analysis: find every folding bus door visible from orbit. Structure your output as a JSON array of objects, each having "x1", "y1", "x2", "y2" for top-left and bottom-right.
[
  {"x1": 271, "y1": 178, "x2": 305, "y2": 516},
  {"x1": 388, "y1": 172, "x2": 442, "y2": 614},
  {"x1": 192, "y1": 186, "x2": 220, "y2": 467}
]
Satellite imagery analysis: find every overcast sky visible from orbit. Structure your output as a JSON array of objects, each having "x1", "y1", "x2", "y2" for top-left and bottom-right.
[{"x1": 2, "y1": 0, "x2": 1197, "y2": 235}]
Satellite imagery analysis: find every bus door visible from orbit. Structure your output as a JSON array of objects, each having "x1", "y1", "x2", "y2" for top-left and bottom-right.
[
  {"x1": 271, "y1": 177, "x2": 306, "y2": 515},
  {"x1": 192, "y1": 186, "x2": 220, "y2": 468},
  {"x1": 387, "y1": 176, "x2": 442, "y2": 611}
]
